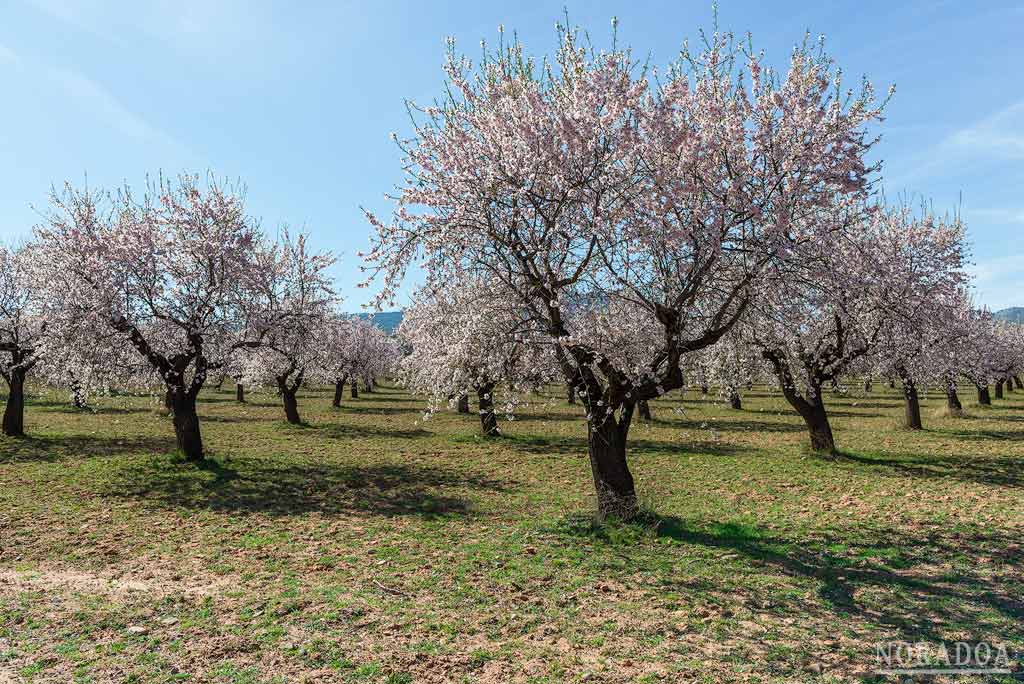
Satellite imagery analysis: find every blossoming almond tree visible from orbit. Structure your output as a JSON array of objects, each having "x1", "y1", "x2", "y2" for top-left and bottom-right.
[
  {"x1": 235, "y1": 231, "x2": 336, "y2": 424},
  {"x1": 36, "y1": 174, "x2": 313, "y2": 461},
  {"x1": 363, "y1": 23, "x2": 884, "y2": 517},
  {"x1": 749, "y1": 205, "x2": 966, "y2": 451},
  {"x1": 0, "y1": 243, "x2": 48, "y2": 436},
  {"x1": 398, "y1": 274, "x2": 555, "y2": 437}
]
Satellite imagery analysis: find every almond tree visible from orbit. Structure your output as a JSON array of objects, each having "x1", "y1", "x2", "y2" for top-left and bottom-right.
[
  {"x1": 235, "y1": 231, "x2": 336, "y2": 424},
  {"x1": 0, "y1": 243, "x2": 47, "y2": 436},
  {"x1": 363, "y1": 23, "x2": 884, "y2": 517},
  {"x1": 750, "y1": 205, "x2": 965, "y2": 451},
  {"x1": 398, "y1": 274, "x2": 554, "y2": 437},
  {"x1": 36, "y1": 175, "x2": 308, "y2": 461}
]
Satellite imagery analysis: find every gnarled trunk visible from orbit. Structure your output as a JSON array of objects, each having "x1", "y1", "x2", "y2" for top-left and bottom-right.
[
  {"x1": 2, "y1": 369, "x2": 27, "y2": 437},
  {"x1": 235, "y1": 383, "x2": 245, "y2": 403},
  {"x1": 977, "y1": 384, "x2": 991, "y2": 406},
  {"x1": 587, "y1": 403, "x2": 638, "y2": 520},
  {"x1": 476, "y1": 383, "x2": 500, "y2": 437},
  {"x1": 782, "y1": 385, "x2": 835, "y2": 453},
  {"x1": 277, "y1": 373, "x2": 303, "y2": 425},
  {"x1": 332, "y1": 378, "x2": 345, "y2": 408},
  {"x1": 995, "y1": 380, "x2": 1004, "y2": 399},
  {"x1": 902, "y1": 381, "x2": 923, "y2": 430},
  {"x1": 457, "y1": 393, "x2": 469, "y2": 414},
  {"x1": 729, "y1": 390, "x2": 742, "y2": 410},
  {"x1": 637, "y1": 399, "x2": 652, "y2": 422},
  {"x1": 945, "y1": 381, "x2": 963, "y2": 415},
  {"x1": 168, "y1": 388, "x2": 203, "y2": 461}
]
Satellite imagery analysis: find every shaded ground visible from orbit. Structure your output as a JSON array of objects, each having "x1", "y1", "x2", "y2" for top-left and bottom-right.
[{"x1": 1, "y1": 382, "x2": 1022, "y2": 683}]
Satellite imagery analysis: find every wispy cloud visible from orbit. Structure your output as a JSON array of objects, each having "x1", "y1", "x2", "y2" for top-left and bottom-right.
[
  {"x1": 967, "y1": 253, "x2": 1024, "y2": 310},
  {"x1": 45, "y1": 66, "x2": 157, "y2": 140},
  {"x1": 0, "y1": 41, "x2": 19, "y2": 65},
  {"x1": 968, "y1": 207, "x2": 1024, "y2": 225},
  {"x1": 947, "y1": 101, "x2": 1024, "y2": 160}
]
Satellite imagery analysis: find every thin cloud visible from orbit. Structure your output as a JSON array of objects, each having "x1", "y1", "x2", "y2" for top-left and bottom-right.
[
  {"x1": 0, "y1": 42, "x2": 19, "y2": 64},
  {"x1": 45, "y1": 66, "x2": 156, "y2": 140},
  {"x1": 947, "y1": 101, "x2": 1024, "y2": 159},
  {"x1": 968, "y1": 207, "x2": 1024, "y2": 225}
]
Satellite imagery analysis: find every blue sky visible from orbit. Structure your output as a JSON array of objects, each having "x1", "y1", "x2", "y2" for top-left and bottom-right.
[{"x1": 1, "y1": 0, "x2": 1021, "y2": 310}]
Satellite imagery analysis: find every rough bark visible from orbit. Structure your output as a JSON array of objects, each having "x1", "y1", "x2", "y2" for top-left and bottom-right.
[
  {"x1": 587, "y1": 403, "x2": 638, "y2": 520},
  {"x1": 476, "y1": 383, "x2": 500, "y2": 437},
  {"x1": 168, "y1": 389, "x2": 203, "y2": 461},
  {"x1": 235, "y1": 383, "x2": 245, "y2": 403},
  {"x1": 567, "y1": 385, "x2": 576, "y2": 404},
  {"x1": 457, "y1": 393, "x2": 470, "y2": 414},
  {"x1": 945, "y1": 382, "x2": 963, "y2": 415},
  {"x1": 332, "y1": 378, "x2": 345, "y2": 408},
  {"x1": 2, "y1": 368, "x2": 27, "y2": 437},
  {"x1": 637, "y1": 399, "x2": 652, "y2": 422},
  {"x1": 995, "y1": 380, "x2": 1004, "y2": 399},
  {"x1": 977, "y1": 384, "x2": 991, "y2": 406},
  {"x1": 277, "y1": 371, "x2": 304, "y2": 425},
  {"x1": 729, "y1": 390, "x2": 742, "y2": 410},
  {"x1": 902, "y1": 380, "x2": 923, "y2": 430}
]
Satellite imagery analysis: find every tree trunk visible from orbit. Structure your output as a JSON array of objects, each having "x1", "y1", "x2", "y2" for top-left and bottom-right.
[
  {"x1": 235, "y1": 383, "x2": 245, "y2": 403},
  {"x1": 164, "y1": 388, "x2": 173, "y2": 413},
  {"x1": 902, "y1": 380, "x2": 923, "y2": 430},
  {"x1": 214, "y1": 375, "x2": 225, "y2": 391},
  {"x1": 780, "y1": 384, "x2": 835, "y2": 453},
  {"x1": 351, "y1": 382, "x2": 358, "y2": 399},
  {"x1": 457, "y1": 393, "x2": 470, "y2": 414},
  {"x1": 70, "y1": 378, "x2": 87, "y2": 409},
  {"x1": 729, "y1": 390, "x2": 742, "y2": 410},
  {"x1": 587, "y1": 404, "x2": 638, "y2": 520},
  {"x1": 169, "y1": 389, "x2": 203, "y2": 461},
  {"x1": 567, "y1": 385, "x2": 576, "y2": 404},
  {"x1": 995, "y1": 380, "x2": 1004, "y2": 399},
  {"x1": 363, "y1": 379, "x2": 372, "y2": 393},
  {"x1": 476, "y1": 383, "x2": 500, "y2": 437},
  {"x1": 637, "y1": 399, "x2": 652, "y2": 422},
  {"x1": 977, "y1": 384, "x2": 991, "y2": 406},
  {"x1": 863, "y1": 378, "x2": 872, "y2": 393},
  {"x1": 1005, "y1": 377, "x2": 1014, "y2": 394},
  {"x1": 277, "y1": 375, "x2": 302, "y2": 425},
  {"x1": 1015, "y1": 375, "x2": 1023, "y2": 390},
  {"x1": 2, "y1": 369, "x2": 27, "y2": 437},
  {"x1": 332, "y1": 379, "x2": 345, "y2": 408},
  {"x1": 700, "y1": 384, "x2": 709, "y2": 396},
  {"x1": 888, "y1": 378, "x2": 896, "y2": 389},
  {"x1": 945, "y1": 383, "x2": 963, "y2": 415}
]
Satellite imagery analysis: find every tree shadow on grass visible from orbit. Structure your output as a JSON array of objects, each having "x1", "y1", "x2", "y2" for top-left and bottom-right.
[
  {"x1": 101, "y1": 457, "x2": 510, "y2": 518},
  {"x1": 659, "y1": 417, "x2": 806, "y2": 434},
  {"x1": 308, "y1": 422, "x2": 432, "y2": 441},
  {"x1": 0, "y1": 433, "x2": 173, "y2": 464},
  {"x1": 835, "y1": 450, "x2": 1024, "y2": 488},
  {"x1": 337, "y1": 405, "x2": 426, "y2": 416},
  {"x1": 557, "y1": 514, "x2": 1024, "y2": 644},
  {"x1": 501, "y1": 432, "x2": 755, "y2": 459}
]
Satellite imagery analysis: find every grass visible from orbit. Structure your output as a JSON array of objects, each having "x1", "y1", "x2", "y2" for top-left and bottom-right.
[{"x1": 1, "y1": 382, "x2": 1022, "y2": 683}]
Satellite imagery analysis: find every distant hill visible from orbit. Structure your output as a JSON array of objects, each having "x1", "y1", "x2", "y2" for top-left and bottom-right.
[
  {"x1": 353, "y1": 310, "x2": 403, "y2": 334},
  {"x1": 994, "y1": 307, "x2": 1024, "y2": 323}
]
